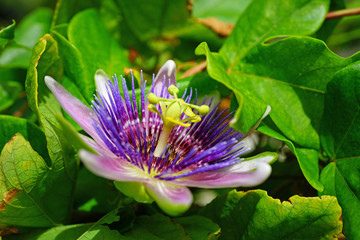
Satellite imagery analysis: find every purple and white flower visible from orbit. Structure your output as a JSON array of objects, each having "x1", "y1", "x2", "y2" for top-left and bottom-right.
[{"x1": 45, "y1": 60, "x2": 276, "y2": 216}]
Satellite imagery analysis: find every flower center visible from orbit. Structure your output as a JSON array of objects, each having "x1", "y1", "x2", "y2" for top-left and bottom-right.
[{"x1": 148, "y1": 85, "x2": 209, "y2": 157}]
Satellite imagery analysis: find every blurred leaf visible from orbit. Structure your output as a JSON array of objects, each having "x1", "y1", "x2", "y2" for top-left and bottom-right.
[
  {"x1": 14, "y1": 8, "x2": 52, "y2": 48},
  {"x1": 52, "y1": 0, "x2": 101, "y2": 30},
  {"x1": 201, "y1": 190, "x2": 342, "y2": 240},
  {"x1": 320, "y1": 61, "x2": 360, "y2": 239},
  {"x1": 68, "y1": 8, "x2": 129, "y2": 85},
  {"x1": 192, "y1": 0, "x2": 251, "y2": 23},
  {"x1": 115, "y1": 0, "x2": 189, "y2": 41},
  {"x1": 124, "y1": 214, "x2": 191, "y2": 240},
  {"x1": 313, "y1": 0, "x2": 346, "y2": 41},
  {"x1": 0, "y1": 20, "x2": 15, "y2": 50},
  {"x1": 53, "y1": 9, "x2": 129, "y2": 102},
  {"x1": 0, "y1": 115, "x2": 49, "y2": 163},
  {"x1": 0, "y1": 81, "x2": 22, "y2": 111},
  {"x1": 0, "y1": 8, "x2": 52, "y2": 68},
  {"x1": 174, "y1": 215, "x2": 220, "y2": 240}
]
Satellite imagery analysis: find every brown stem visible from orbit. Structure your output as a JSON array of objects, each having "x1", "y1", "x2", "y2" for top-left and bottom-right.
[
  {"x1": 326, "y1": 7, "x2": 360, "y2": 19},
  {"x1": 180, "y1": 60, "x2": 207, "y2": 79}
]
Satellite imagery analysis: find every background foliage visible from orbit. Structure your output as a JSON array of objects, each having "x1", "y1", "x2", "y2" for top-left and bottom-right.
[{"x1": 1, "y1": 0, "x2": 359, "y2": 239}]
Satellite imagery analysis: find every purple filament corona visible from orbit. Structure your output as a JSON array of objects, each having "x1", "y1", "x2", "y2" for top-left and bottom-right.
[{"x1": 91, "y1": 74, "x2": 247, "y2": 181}]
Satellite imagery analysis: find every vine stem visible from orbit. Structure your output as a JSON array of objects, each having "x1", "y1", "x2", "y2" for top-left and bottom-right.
[{"x1": 326, "y1": 7, "x2": 360, "y2": 19}]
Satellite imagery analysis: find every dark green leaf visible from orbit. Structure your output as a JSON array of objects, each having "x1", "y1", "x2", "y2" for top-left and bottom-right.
[
  {"x1": 124, "y1": 214, "x2": 191, "y2": 240},
  {"x1": 258, "y1": 123, "x2": 323, "y2": 191},
  {"x1": 201, "y1": 190, "x2": 342, "y2": 240},
  {"x1": 320, "y1": 61, "x2": 360, "y2": 239},
  {"x1": 74, "y1": 168, "x2": 120, "y2": 213},
  {"x1": 174, "y1": 215, "x2": 220, "y2": 240},
  {"x1": 115, "y1": 0, "x2": 189, "y2": 41},
  {"x1": 6, "y1": 224, "x2": 124, "y2": 240}
]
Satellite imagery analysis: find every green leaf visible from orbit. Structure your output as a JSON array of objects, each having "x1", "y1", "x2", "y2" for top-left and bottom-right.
[
  {"x1": 0, "y1": 8, "x2": 52, "y2": 68},
  {"x1": 0, "y1": 134, "x2": 57, "y2": 227},
  {"x1": 174, "y1": 216, "x2": 220, "y2": 240},
  {"x1": 68, "y1": 9, "x2": 129, "y2": 77},
  {"x1": 258, "y1": 123, "x2": 323, "y2": 191},
  {"x1": 319, "y1": 61, "x2": 360, "y2": 239},
  {"x1": 51, "y1": 31, "x2": 91, "y2": 103},
  {"x1": 115, "y1": 0, "x2": 189, "y2": 41},
  {"x1": 53, "y1": 8, "x2": 130, "y2": 102},
  {"x1": 13, "y1": 33, "x2": 78, "y2": 227},
  {"x1": 124, "y1": 214, "x2": 191, "y2": 240},
  {"x1": 7, "y1": 211, "x2": 124, "y2": 240},
  {"x1": 201, "y1": 190, "x2": 342, "y2": 240},
  {"x1": 0, "y1": 20, "x2": 15, "y2": 50},
  {"x1": 77, "y1": 208, "x2": 121, "y2": 240},
  {"x1": 197, "y1": 35, "x2": 356, "y2": 149},
  {"x1": 74, "y1": 168, "x2": 120, "y2": 213}
]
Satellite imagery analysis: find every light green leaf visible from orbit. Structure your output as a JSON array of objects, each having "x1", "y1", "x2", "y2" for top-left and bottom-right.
[
  {"x1": 192, "y1": 0, "x2": 251, "y2": 23},
  {"x1": 320, "y1": 61, "x2": 360, "y2": 239},
  {"x1": 201, "y1": 190, "x2": 342, "y2": 240}
]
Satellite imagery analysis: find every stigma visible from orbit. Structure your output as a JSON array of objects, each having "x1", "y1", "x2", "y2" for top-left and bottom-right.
[{"x1": 148, "y1": 85, "x2": 210, "y2": 157}]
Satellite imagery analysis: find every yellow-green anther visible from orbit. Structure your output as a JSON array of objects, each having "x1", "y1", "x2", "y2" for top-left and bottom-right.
[
  {"x1": 168, "y1": 85, "x2": 179, "y2": 97},
  {"x1": 190, "y1": 115, "x2": 201, "y2": 123},
  {"x1": 148, "y1": 93, "x2": 159, "y2": 104},
  {"x1": 198, "y1": 105, "x2": 210, "y2": 115}
]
